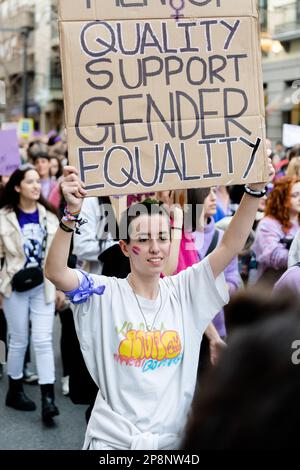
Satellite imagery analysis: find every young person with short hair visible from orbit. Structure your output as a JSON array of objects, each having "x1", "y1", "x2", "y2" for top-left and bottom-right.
[{"x1": 45, "y1": 163, "x2": 273, "y2": 450}]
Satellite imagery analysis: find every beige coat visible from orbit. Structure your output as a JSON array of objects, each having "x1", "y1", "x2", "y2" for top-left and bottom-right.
[{"x1": 0, "y1": 203, "x2": 58, "y2": 303}]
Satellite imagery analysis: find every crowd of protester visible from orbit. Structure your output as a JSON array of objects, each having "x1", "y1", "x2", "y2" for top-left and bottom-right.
[{"x1": 1, "y1": 130, "x2": 300, "y2": 449}]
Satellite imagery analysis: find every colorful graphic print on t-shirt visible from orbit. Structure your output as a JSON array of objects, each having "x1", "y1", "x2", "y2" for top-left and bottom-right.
[
  {"x1": 114, "y1": 322, "x2": 183, "y2": 373},
  {"x1": 18, "y1": 209, "x2": 45, "y2": 268}
]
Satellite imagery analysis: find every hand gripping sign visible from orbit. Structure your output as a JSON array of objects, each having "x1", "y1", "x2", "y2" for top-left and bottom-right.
[{"x1": 58, "y1": 0, "x2": 268, "y2": 197}]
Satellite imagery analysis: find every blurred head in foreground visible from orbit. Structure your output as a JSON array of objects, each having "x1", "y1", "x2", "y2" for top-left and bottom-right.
[{"x1": 182, "y1": 290, "x2": 300, "y2": 450}]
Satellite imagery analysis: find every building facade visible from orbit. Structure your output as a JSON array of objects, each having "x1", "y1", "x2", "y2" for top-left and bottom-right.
[
  {"x1": 0, "y1": 0, "x2": 63, "y2": 133},
  {"x1": 261, "y1": 0, "x2": 300, "y2": 143}
]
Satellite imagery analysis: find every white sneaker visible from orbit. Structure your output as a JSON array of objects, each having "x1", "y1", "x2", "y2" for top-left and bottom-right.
[{"x1": 61, "y1": 376, "x2": 69, "y2": 396}]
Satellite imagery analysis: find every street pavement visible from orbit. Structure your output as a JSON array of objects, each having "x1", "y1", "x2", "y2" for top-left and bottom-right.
[{"x1": 0, "y1": 316, "x2": 87, "y2": 450}]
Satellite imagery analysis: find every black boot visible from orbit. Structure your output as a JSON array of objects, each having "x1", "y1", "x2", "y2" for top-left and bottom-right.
[
  {"x1": 6, "y1": 377, "x2": 36, "y2": 411},
  {"x1": 41, "y1": 384, "x2": 59, "y2": 424}
]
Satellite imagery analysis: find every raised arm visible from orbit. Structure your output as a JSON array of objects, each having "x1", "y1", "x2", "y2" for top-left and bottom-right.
[
  {"x1": 45, "y1": 166, "x2": 87, "y2": 292},
  {"x1": 209, "y1": 160, "x2": 274, "y2": 279}
]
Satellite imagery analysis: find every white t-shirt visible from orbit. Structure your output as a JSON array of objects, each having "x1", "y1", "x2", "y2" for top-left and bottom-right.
[{"x1": 73, "y1": 256, "x2": 229, "y2": 450}]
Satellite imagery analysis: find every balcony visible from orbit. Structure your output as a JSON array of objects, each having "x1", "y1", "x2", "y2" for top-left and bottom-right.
[{"x1": 272, "y1": 1, "x2": 300, "y2": 41}]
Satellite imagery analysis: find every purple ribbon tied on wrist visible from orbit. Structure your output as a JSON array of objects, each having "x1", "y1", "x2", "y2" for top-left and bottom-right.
[{"x1": 65, "y1": 270, "x2": 105, "y2": 305}]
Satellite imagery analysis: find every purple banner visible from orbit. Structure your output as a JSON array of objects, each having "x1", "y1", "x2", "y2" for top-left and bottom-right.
[{"x1": 0, "y1": 129, "x2": 20, "y2": 175}]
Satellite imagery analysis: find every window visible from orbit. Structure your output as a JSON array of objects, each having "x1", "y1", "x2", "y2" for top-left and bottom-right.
[{"x1": 259, "y1": 0, "x2": 268, "y2": 31}]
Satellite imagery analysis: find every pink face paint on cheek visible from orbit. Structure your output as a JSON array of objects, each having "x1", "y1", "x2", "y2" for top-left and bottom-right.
[{"x1": 132, "y1": 246, "x2": 141, "y2": 256}]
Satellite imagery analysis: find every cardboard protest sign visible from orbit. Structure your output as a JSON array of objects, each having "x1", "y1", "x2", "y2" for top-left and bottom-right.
[
  {"x1": 0, "y1": 129, "x2": 20, "y2": 176},
  {"x1": 59, "y1": 0, "x2": 268, "y2": 197}
]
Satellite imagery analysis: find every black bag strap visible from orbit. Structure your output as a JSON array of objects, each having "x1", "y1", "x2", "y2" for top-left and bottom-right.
[
  {"x1": 204, "y1": 229, "x2": 219, "y2": 258},
  {"x1": 40, "y1": 216, "x2": 48, "y2": 264},
  {"x1": 294, "y1": 262, "x2": 300, "y2": 268}
]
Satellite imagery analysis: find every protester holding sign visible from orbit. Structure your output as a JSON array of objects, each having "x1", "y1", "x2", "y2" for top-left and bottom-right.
[
  {"x1": 45, "y1": 161, "x2": 273, "y2": 450},
  {"x1": 59, "y1": 0, "x2": 268, "y2": 196}
]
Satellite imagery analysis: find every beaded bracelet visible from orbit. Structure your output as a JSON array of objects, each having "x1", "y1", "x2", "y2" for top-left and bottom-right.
[
  {"x1": 244, "y1": 185, "x2": 267, "y2": 198},
  {"x1": 63, "y1": 207, "x2": 81, "y2": 223},
  {"x1": 61, "y1": 207, "x2": 88, "y2": 235}
]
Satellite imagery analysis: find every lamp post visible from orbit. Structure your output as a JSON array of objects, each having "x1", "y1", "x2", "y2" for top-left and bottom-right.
[
  {"x1": 0, "y1": 26, "x2": 32, "y2": 118},
  {"x1": 20, "y1": 27, "x2": 30, "y2": 118}
]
